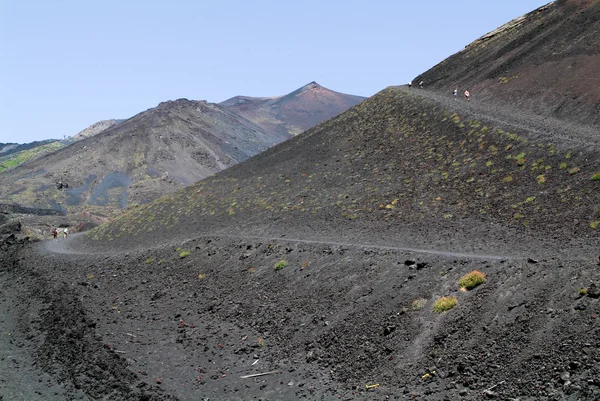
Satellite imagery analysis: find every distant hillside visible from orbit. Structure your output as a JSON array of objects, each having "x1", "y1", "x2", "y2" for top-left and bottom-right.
[
  {"x1": 0, "y1": 99, "x2": 289, "y2": 215},
  {"x1": 221, "y1": 81, "x2": 366, "y2": 136},
  {"x1": 415, "y1": 0, "x2": 600, "y2": 127},
  {"x1": 0, "y1": 120, "x2": 121, "y2": 174},
  {"x1": 0, "y1": 140, "x2": 63, "y2": 173},
  {"x1": 0, "y1": 139, "x2": 58, "y2": 158},
  {"x1": 65, "y1": 119, "x2": 123, "y2": 143}
]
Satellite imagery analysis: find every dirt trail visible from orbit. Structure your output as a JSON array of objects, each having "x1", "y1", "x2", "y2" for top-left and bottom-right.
[
  {"x1": 398, "y1": 85, "x2": 600, "y2": 147},
  {"x1": 44, "y1": 232, "x2": 512, "y2": 261}
]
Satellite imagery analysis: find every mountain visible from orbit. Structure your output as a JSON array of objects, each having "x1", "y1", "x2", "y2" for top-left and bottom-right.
[
  {"x1": 0, "y1": 140, "x2": 63, "y2": 174},
  {"x1": 221, "y1": 81, "x2": 366, "y2": 136},
  {"x1": 3, "y1": 3, "x2": 600, "y2": 400},
  {"x1": 414, "y1": 0, "x2": 600, "y2": 127},
  {"x1": 0, "y1": 121, "x2": 121, "y2": 174},
  {"x1": 77, "y1": 84, "x2": 598, "y2": 400},
  {"x1": 65, "y1": 119, "x2": 123, "y2": 143},
  {"x1": 0, "y1": 99, "x2": 289, "y2": 216},
  {"x1": 0, "y1": 139, "x2": 58, "y2": 158},
  {"x1": 21, "y1": 85, "x2": 599, "y2": 400}
]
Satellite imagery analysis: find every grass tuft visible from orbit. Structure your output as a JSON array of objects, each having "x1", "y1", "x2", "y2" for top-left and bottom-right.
[
  {"x1": 179, "y1": 250, "x2": 191, "y2": 258},
  {"x1": 274, "y1": 260, "x2": 288, "y2": 270},
  {"x1": 592, "y1": 172, "x2": 600, "y2": 181},
  {"x1": 433, "y1": 296, "x2": 457, "y2": 313},
  {"x1": 459, "y1": 270, "x2": 487, "y2": 290}
]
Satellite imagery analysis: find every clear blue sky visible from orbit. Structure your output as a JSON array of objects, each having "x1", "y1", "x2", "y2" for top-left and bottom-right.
[{"x1": 1, "y1": 0, "x2": 551, "y2": 143}]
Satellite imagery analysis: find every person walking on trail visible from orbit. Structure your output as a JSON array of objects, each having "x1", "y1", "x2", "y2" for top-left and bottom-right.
[
  {"x1": 408, "y1": 81, "x2": 412, "y2": 88},
  {"x1": 51, "y1": 227, "x2": 58, "y2": 241},
  {"x1": 63, "y1": 227, "x2": 69, "y2": 239},
  {"x1": 419, "y1": 81, "x2": 424, "y2": 89},
  {"x1": 453, "y1": 88, "x2": 458, "y2": 100},
  {"x1": 464, "y1": 90, "x2": 471, "y2": 102}
]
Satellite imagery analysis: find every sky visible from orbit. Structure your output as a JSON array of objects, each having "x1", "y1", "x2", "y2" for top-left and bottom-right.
[{"x1": 0, "y1": 0, "x2": 552, "y2": 143}]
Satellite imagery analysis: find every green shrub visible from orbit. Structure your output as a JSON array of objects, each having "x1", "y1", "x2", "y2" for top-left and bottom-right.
[
  {"x1": 145, "y1": 257, "x2": 154, "y2": 264},
  {"x1": 568, "y1": 167, "x2": 580, "y2": 175},
  {"x1": 459, "y1": 270, "x2": 487, "y2": 290},
  {"x1": 591, "y1": 221, "x2": 599, "y2": 230},
  {"x1": 179, "y1": 250, "x2": 191, "y2": 258},
  {"x1": 433, "y1": 296, "x2": 457, "y2": 313},
  {"x1": 274, "y1": 260, "x2": 288, "y2": 270},
  {"x1": 579, "y1": 288, "x2": 588, "y2": 296},
  {"x1": 592, "y1": 172, "x2": 600, "y2": 181}
]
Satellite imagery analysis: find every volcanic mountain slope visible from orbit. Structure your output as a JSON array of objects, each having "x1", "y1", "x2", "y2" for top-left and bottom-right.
[
  {"x1": 3, "y1": 4, "x2": 600, "y2": 400},
  {"x1": 0, "y1": 120, "x2": 121, "y2": 174},
  {"x1": 65, "y1": 119, "x2": 123, "y2": 143},
  {"x1": 0, "y1": 139, "x2": 58, "y2": 157},
  {"x1": 93, "y1": 88, "x2": 600, "y2": 252},
  {"x1": 0, "y1": 99, "x2": 290, "y2": 217},
  {"x1": 15, "y1": 85, "x2": 595, "y2": 400},
  {"x1": 221, "y1": 81, "x2": 366, "y2": 137},
  {"x1": 415, "y1": 0, "x2": 600, "y2": 127}
]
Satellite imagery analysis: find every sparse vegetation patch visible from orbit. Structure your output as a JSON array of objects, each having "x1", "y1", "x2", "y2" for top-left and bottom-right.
[
  {"x1": 459, "y1": 270, "x2": 487, "y2": 290},
  {"x1": 433, "y1": 296, "x2": 457, "y2": 313}
]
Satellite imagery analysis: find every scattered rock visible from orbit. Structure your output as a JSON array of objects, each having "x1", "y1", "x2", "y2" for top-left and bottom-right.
[
  {"x1": 382, "y1": 326, "x2": 396, "y2": 336},
  {"x1": 586, "y1": 283, "x2": 600, "y2": 298}
]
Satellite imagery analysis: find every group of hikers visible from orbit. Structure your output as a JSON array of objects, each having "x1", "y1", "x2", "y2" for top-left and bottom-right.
[
  {"x1": 51, "y1": 227, "x2": 68, "y2": 240},
  {"x1": 408, "y1": 80, "x2": 470, "y2": 101}
]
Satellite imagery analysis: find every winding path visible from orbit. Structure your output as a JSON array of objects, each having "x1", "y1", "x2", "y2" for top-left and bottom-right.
[
  {"x1": 42, "y1": 232, "x2": 512, "y2": 262},
  {"x1": 396, "y1": 85, "x2": 600, "y2": 147}
]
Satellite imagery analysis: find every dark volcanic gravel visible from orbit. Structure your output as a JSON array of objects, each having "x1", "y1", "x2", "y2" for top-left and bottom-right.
[{"x1": 2, "y1": 84, "x2": 599, "y2": 400}]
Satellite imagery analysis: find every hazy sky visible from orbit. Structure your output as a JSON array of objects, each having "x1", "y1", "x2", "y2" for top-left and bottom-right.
[{"x1": 1, "y1": 0, "x2": 551, "y2": 143}]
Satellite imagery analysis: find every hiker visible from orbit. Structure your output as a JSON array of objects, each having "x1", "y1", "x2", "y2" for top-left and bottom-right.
[
  {"x1": 453, "y1": 88, "x2": 458, "y2": 100},
  {"x1": 419, "y1": 81, "x2": 424, "y2": 89},
  {"x1": 63, "y1": 227, "x2": 69, "y2": 239},
  {"x1": 51, "y1": 227, "x2": 58, "y2": 241},
  {"x1": 408, "y1": 81, "x2": 412, "y2": 88},
  {"x1": 464, "y1": 90, "x2": 471, "y2": 102}
]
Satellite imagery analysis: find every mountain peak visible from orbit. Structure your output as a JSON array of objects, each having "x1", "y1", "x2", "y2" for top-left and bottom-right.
[{"x1": 298, "y1": 81, "x2": 323, "y2": 92}]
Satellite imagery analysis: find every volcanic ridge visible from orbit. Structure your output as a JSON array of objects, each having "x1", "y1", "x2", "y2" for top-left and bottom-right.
[{"x1": 1, "y1": 1, "x2": 599, "y2": 400}]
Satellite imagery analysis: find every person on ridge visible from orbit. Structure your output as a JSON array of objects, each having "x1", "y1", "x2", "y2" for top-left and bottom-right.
[
  {"x1": 464, "y1": 90, "x2": 471, "y2": 102},
  {"x1": 419, "y1": 81, "x2": 424, "y2": 89},
  {"x1": 51, "y1": 227, "x2": 58, "y2": 241},
  {"x1": 63, "y1": 227, "x2": 69, "y2": 239},
  {"x1": 408, "y1": 81, "x2": 412, "y2": 88}
]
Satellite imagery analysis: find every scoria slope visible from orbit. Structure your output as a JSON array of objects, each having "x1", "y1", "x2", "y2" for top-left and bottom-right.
[
  {"x1": 415, "y1": 0, "x2": 600, "y2": 127},
  {"x1": 13, "y1": 84, "x2": 598, "y2": 401},
  {"x1": 221, "y1": 81, "x2": 366, "y2": 137},
  {"x1": 89, "y1": 87, "x2": 599, "y2": 253}
]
